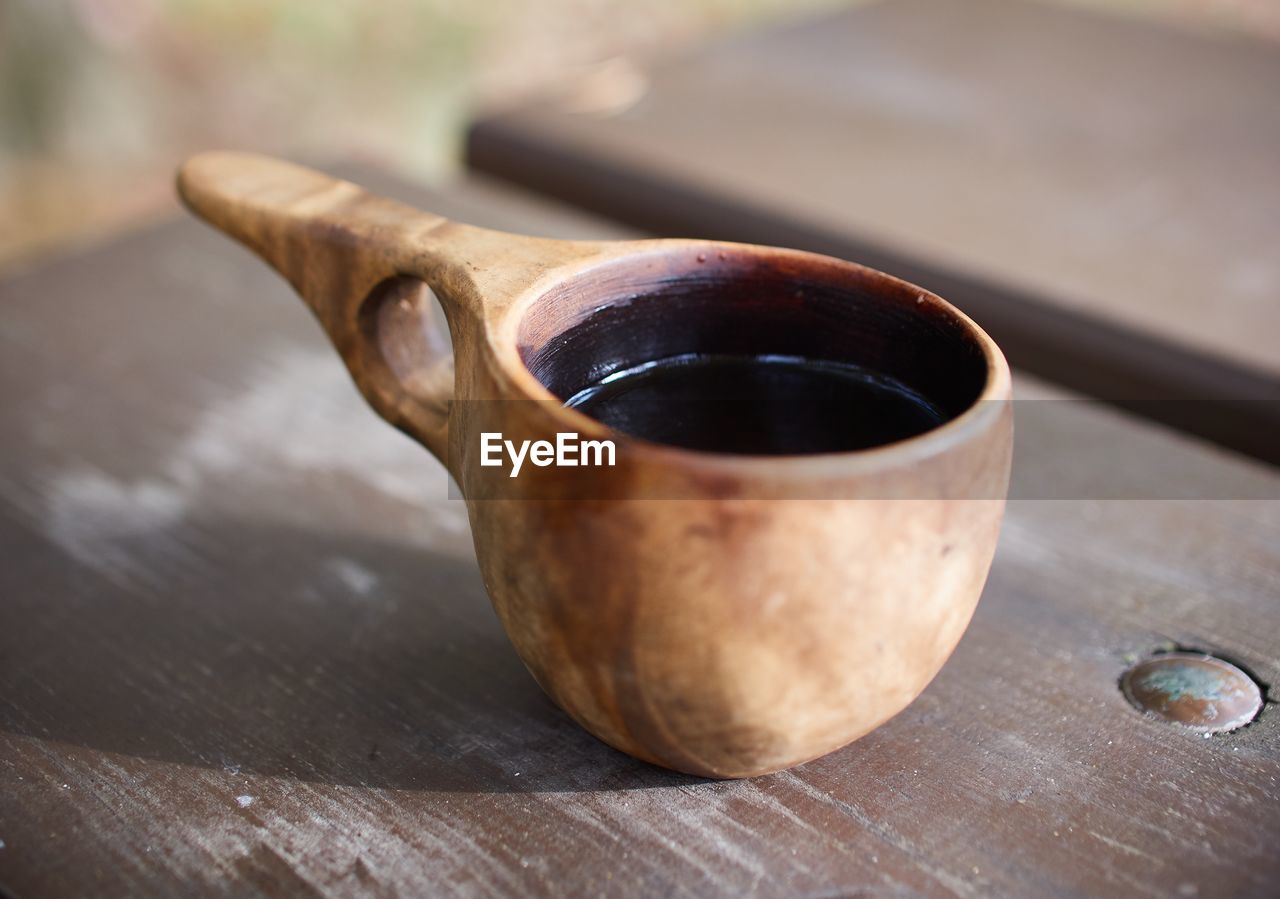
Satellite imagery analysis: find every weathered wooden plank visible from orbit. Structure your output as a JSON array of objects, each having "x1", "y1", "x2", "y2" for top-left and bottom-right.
[
  {"x1": 1, "y1": 167, "x2": 1277, "y2": 898},
  {"x1": 466, "y1": 0, "x2": 1280, "y2": 463}
]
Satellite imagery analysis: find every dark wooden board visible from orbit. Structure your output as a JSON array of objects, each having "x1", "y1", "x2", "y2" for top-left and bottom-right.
[
  {"x1": 466, "y1": 0, "x2": 1280, "y2": 464},
  {"x1": 2, "y1": 166, "x2": 1279, "y2": 898}
]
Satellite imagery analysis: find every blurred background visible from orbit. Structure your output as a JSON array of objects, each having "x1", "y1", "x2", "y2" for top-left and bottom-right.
[{"x1": 2, "y1": 0, "x2": 1277, "y2": 270}]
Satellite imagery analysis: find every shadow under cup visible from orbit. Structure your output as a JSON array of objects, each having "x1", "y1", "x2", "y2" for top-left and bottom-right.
[{"x1": 517, "y1": 248, "x2": 991, "y2": 456}]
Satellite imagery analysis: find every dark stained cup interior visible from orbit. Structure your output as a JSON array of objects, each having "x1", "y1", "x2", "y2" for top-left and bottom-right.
[{"x1": 517, "y1": 248, "x2": 990, "y2": 454}]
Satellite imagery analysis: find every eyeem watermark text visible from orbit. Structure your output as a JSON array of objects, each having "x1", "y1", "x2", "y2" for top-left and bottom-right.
[{"x1": 480, "y1": 432, "x2": 616, "y2": 477}]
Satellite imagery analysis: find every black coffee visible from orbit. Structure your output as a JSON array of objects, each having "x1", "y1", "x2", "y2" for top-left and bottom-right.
[{"x1": 564, "y1": 354, "x2": 945, "y2": 455}]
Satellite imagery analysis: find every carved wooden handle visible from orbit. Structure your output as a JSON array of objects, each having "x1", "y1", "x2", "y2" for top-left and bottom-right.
[
  {"x1": 177, "y1": 151, "x2": 459, "y2": 463},
  {"x1": 178, "y1": 152, "x2": 608, "y2": 477}
]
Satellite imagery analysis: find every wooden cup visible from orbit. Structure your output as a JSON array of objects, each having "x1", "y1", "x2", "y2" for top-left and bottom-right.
[{"x1": 178, "y1": 152, "x2": 1013, "y2": 778}]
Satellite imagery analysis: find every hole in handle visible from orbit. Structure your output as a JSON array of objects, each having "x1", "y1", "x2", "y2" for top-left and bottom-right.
[{"x1": 359, "y1": 276, "x2": 455, "y2": 417}]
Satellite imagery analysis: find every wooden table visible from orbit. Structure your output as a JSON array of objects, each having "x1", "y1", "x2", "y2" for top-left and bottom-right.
[
  {"x1": 467, "y1": 0, "x2": 1280, "y2": 464},
  {"x1": 1, "y1": 167, "x2": 1278, "y2": 898}
]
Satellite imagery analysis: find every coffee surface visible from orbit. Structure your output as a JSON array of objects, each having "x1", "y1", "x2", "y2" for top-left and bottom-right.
[{"x1": 564, "y1": 354, "x2": 945, "y2": 455}]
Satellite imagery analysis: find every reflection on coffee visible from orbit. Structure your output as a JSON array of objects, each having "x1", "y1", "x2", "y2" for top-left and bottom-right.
[{"x1": 565, "y1": 353, "x2": 945, "y2": 455}]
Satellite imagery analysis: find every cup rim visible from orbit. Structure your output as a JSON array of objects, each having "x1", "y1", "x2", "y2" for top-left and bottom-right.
[{"x1": 492, "y1": 239, "x2": 1011, "y2": 479}]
